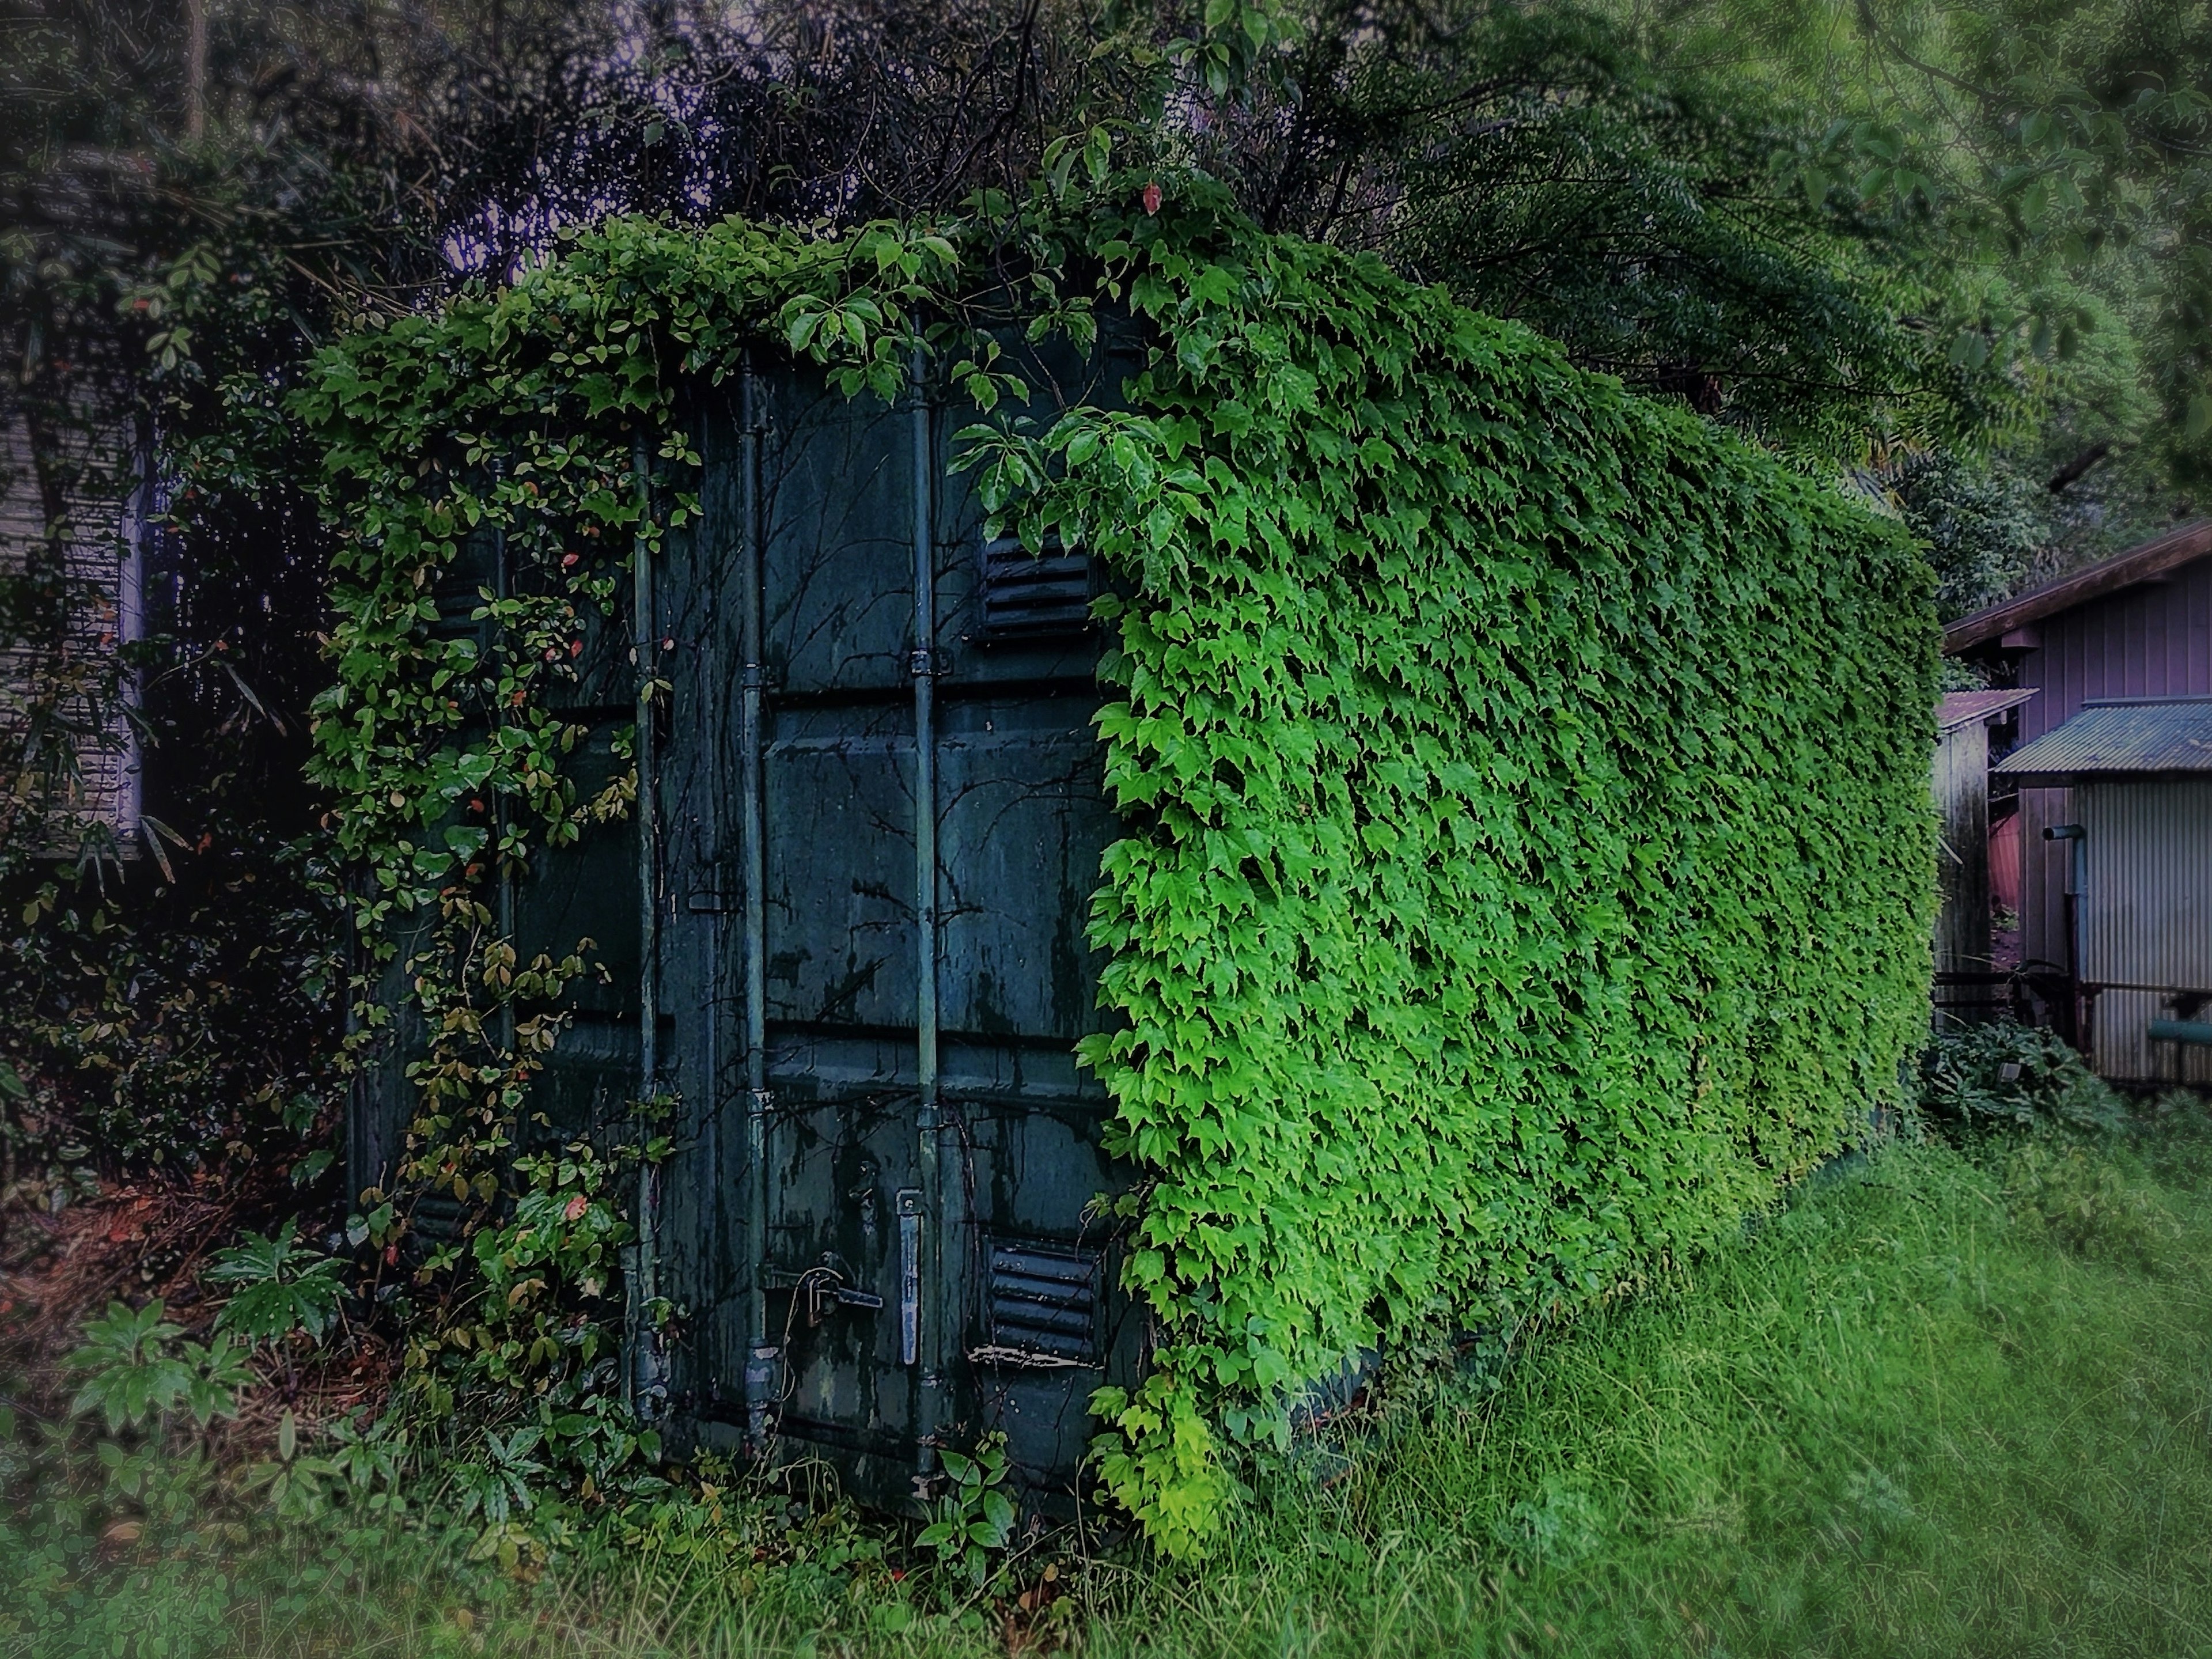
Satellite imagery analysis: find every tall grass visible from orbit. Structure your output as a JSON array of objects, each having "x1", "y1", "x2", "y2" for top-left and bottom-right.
[
  {"x1": 1073, "y1": 1128, "x2": 2212, "y2": 1657},
  {"x1": 14, "y1": 1127, "x2": 2212, "y2": 1658}
]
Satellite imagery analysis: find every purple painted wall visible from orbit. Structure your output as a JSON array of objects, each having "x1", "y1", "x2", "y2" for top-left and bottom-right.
[{"x1": 2010, "y1": 552, "x2": 2212, "y2": 974}]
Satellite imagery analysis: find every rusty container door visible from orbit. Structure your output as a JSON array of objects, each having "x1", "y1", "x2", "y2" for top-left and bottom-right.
[{"x1": 659, "y1": 351, "x2": 1139, "y2": 1506}]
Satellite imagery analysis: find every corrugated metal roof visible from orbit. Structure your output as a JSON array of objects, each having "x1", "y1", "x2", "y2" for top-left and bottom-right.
[
  {"x1": 1937, "y1": 687, "x2": 2037, "y2": 734},
  {"x1": 1993, "y1": 697, "x2": 2212, "y2": 784}
]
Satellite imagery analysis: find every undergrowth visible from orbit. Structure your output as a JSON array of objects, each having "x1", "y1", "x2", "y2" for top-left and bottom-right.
[{"x1": 11, "y1": 1070, "x2": 2212, "y2": 1658}]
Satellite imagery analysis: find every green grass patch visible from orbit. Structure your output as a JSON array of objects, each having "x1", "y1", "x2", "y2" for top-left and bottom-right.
[{"x1": 13, "y1": 1127, "x2": 2212, "y2": 1656}]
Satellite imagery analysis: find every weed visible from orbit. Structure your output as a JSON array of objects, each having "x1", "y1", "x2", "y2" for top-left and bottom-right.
[
  {"x1": 204, "y1": 1220, "x2": 345, "y2": 1344},
  {"x1": 2002, "y1": 1138, "x2": 2181, "y2": 1265},
  {"x1": 65, "y1": 1299, "x2": 252, "y2": 1434},
  {"x1": 915, "y1": 1432, "x2": 1016, "y2": 1593},
  {"x1": 1916, "y1": 1017, "x2": 2127, "y2": 1134}
]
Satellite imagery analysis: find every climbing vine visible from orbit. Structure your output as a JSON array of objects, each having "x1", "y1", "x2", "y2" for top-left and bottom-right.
[
  {"x1": 296, "y1": 160, "x2": 1936, "y2": 1552},
  {"x1": 294, "y1": 208, "x2": 994, "y2": 1496},
  {"x1": 968, "y1": 201, "x2": 1937, "y2": 1554}
]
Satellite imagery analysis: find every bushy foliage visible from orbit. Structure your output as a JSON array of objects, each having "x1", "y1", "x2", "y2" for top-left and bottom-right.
[
  {"x1": 1892, "y1": 449, "x2": 2052, "y2": 620},
  {"x1": 980, "y1": 187, "x2": 1936, "y2": 1544},
  {"x1": 2, "y1": 1321, "x2": 929, "y2": 1658},
  {"x1": 1916, "y1": 1020, "x2": 2199, "y2": 1266},
  {"x1": 1915, "y1": 1018, "x2": 2126, "y2": 1135}
]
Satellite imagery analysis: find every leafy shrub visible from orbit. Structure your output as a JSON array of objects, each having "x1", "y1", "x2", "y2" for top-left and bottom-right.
[
  {"x1": 66, "y1": 1300, "x2": 254, "y2": 1435},
  {"x1": 1088, "y1": 1373, "x2": 1240, "y2": 1560},
  {"x1": 207, "y1": 1219, "x2": 346, "y2": 1343},
  {"x1": 2002, "y1": 1140, "x2": 2180, "y2": 1266},
  {"x1": 1916, "y1": 1020, "x2": 2126, "y2": 1135},
  {"x1": 916, "y1": 1433, "x2": 1017, "y2": 1592}
]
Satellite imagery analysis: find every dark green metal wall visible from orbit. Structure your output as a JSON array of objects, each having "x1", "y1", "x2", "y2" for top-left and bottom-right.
[{"x1": 354, "y1": 346, "x2": 1140, "y2": 1506}]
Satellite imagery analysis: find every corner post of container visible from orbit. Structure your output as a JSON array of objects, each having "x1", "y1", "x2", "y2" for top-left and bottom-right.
[
  {"x1": 628, "y1": 431, "x2": 665, "y2": 1417},
  {"x1": 736, "y1": 358, "x2": 778, "y2": 1449},
  {"x1": 908, "y1": 343, "x2": 946, "y2": 1492}
]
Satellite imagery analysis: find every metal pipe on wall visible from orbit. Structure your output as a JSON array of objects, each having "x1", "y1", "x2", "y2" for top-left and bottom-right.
[
  {"x1": 2046, "y1": 821, "x2": 2087, "y2": 1051},
  {"x1": 630, "y1": 434, "x2": 664, "y2": 1415}
]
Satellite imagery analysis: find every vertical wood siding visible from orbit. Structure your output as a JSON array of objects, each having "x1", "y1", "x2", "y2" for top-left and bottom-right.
[{"x1": 1933, "y1": 719, "x2": 1991, "y2": 978}]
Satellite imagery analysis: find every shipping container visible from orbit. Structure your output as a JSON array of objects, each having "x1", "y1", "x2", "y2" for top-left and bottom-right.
[{"x1": 352, "y1": 346, "x2": 1145, "y2": 1508}]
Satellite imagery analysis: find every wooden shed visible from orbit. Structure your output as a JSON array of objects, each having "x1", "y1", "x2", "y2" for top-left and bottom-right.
[
  {"x1": 1948, "y1": 520, "x2": 2212, "y2": 1073},
  {"x1": 1931, "y1": 687, "x2": 2036, "y2": 1025}
]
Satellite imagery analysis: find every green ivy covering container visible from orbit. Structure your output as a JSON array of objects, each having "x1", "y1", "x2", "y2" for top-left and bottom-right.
[{"x1": 300, "y1": 173, "x2": 1938, "y2": 1557}]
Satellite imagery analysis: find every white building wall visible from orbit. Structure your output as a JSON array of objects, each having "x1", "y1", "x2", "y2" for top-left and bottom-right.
[{"x1": 0, "y1": 413, "x2": 143, "y2": 856}]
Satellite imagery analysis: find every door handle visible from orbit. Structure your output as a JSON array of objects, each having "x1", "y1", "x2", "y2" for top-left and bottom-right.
[
  {"x1": 897, "y1": 1188, "x2": 923, "y2": 1366},
  {"x1": 760, "y1": 1257, "x2": 885, "y2": 1326}
]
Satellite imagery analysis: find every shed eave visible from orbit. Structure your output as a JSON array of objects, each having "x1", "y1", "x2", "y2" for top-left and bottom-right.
[
  {"x1": 1995, "y1": 767, "x2": 2212, "y2": 788},
  {"x1": 1990, "y1": 696, "x2": 2212, "y2": 782},
  {"x1": 1943, "y1": 519, "x2": 2212, "y2": 654},
  {"x1": 1937, "y1": 686, "x2": 2037, "y2": 734}
]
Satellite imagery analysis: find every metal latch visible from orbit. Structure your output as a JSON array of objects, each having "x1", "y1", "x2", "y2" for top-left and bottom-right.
[{"x1": 762, "y1": 1254, "x2": 884, "y2": 1327}]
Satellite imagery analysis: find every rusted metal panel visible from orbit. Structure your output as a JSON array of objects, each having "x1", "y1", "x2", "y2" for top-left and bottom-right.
[{"x1": 2078, "y1": 781, "x2": 2212, "y2": 1085}]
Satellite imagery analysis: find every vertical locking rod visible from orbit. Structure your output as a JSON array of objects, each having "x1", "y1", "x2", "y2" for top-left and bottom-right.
[
  {"x1": 897, "y1": 1188, "x2": 923, "y2": 1366},
  {"x1": 629, "y1": 434, "x2": 663, "y2": 1414},
  {"x1": 737, "y1": 362, "x2": 776, "y2": 1444},
  {"x1": 908, "y1": 349, "x2": 944, "y2": 1480}
]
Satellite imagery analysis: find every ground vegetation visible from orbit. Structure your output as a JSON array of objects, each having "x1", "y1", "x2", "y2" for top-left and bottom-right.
[{"x1": 7, "y1": 1052, "x2": 2210, "y2": 1656}]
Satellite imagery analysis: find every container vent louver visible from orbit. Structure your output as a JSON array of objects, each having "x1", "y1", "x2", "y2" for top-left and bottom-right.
[
  {"x1": 977, "y1": 1237, "x2": 1101, "y2": 1369},
  {"x1": 978, "y1": 535, "x2": 1093, "y2": 640}
]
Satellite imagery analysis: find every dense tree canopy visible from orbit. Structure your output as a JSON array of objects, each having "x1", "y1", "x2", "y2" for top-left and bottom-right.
[
  {"x1": 1634, "y1": 0, "x2": 2210, "y2": 595},
  {"x1": 1, "y1": 0, "x2": 2203, "y2": 1187}
]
